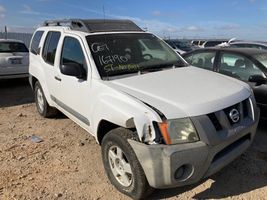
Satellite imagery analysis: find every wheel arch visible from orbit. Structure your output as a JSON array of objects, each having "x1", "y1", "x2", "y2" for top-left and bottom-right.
[
  {"x1": 97, "y1": 119, "x2": 137, "y2": 145},
  {"x1": 31, "y1": 76, "x2": 38, "y2": 90}
]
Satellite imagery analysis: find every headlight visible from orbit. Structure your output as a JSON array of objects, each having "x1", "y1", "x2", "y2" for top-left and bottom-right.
[{"x1": 158, "y1": 118, "x2": 199, "y2": 145}]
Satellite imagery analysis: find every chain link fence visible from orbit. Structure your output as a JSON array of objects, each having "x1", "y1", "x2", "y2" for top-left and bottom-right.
[{"x1": 0, "y1": 32, "x2": 33, "y2": 47}]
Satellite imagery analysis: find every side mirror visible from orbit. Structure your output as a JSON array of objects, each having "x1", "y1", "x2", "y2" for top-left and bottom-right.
[
  {"x1": 248, "y1": 74, "x2": 267, "y2": 86},
  {"x1": 60, "y1": 63, "x2": 86, "y2": 79}
]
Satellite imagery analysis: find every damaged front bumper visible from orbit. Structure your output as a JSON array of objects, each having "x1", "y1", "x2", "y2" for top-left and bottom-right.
[{"x1": 128, "y1": 106, "x2": 259, "y2": 189}]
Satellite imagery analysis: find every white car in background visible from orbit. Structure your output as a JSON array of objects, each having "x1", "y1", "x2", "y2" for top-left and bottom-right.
[
  {"x1": 0, "y1": 39, "x2": 29, "y2": 79},
  {"x1": 230, "y1": 41, "x2": 267, "y2": 50}
]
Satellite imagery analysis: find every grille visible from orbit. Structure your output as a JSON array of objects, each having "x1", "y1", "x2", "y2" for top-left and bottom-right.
[
  {"x1": 207, "y1": 113, "x2": 223, "y2": 131},
  {"x1": 208, "y1": 98, "x2": 251, "y2": 131}
]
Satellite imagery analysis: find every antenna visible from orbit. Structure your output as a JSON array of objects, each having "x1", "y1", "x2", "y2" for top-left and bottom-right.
[
  {"x1": 4, "y1": 26, "x2": 7, "y2": 39},
  {"x1": 102, "y1": 5, "x2": 106, "y2": 21}
]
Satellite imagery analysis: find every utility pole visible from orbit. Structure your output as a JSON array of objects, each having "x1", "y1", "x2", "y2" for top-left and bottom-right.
[{"x1": 4, "y1": 26, "x2": 7, "y2": 39}]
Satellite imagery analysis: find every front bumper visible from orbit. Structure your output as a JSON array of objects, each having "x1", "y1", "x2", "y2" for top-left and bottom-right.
[{"x1": 128, "y1": 106, "x2": 260, "y2": 189}]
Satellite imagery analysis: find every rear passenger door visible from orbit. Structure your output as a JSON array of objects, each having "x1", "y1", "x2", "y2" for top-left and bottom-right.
[{"x1": 41, "y1": 31, "x2": 61, "y2": 97}]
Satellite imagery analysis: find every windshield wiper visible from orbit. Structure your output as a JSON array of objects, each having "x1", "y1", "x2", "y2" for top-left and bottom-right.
[{"x1": 139, "y1": 62, "x2": 187, "y2": 74}]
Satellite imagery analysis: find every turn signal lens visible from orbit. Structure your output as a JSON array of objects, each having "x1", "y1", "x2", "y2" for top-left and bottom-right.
[{"x1": 158, "y1": 121, "x2": 172, "y2": 145}]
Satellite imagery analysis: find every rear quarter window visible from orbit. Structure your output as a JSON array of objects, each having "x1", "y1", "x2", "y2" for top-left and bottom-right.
[{"x1": 31, "y1": 31, "x2": 44, "y2": 55}]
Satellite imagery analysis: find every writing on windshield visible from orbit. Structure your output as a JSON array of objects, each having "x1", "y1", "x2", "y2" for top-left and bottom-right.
[
  {"x1": 86, "y1": 33, "x2": 184, "y2": 78},
  {"x1": 90, "y1": 41, "x2": 140, "y2": 75}
]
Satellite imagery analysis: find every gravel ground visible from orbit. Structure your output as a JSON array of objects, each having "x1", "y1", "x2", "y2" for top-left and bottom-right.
[{"x1": 0, "y1": 79, "x2": 267, "y2": 200}]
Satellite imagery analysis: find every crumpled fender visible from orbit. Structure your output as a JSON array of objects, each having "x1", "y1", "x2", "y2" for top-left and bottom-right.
[{"x1": 91, "y1": 91, "x2": 162, "y2": 143}]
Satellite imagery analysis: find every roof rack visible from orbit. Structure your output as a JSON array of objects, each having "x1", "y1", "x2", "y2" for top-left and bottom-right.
[{"x1": 43, "y1": 19, "x2": 144, "y2": 33}]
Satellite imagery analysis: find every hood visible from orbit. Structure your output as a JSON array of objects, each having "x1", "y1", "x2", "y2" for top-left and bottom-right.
[{"x1": 105, "y1": 66, "x2": 251, "y2": 119}]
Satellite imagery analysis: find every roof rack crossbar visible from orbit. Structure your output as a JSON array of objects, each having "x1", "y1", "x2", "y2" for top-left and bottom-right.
[
  {"x1": 43, "y1": 19, "x2": 144, "y2": 33},
  {"x1": 43, "y1": 19, "x2": 89, "y2": 32}
]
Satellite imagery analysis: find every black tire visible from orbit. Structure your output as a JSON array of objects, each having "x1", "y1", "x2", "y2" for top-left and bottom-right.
[
  {"x1": 101, "y1": 127, "x2": 153, "y2": 200},
  {"x1": 34, "y1": 81, "x2": 57, "y2": 118}
]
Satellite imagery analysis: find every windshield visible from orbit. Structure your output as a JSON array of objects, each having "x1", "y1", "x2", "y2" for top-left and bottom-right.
[
  {"x1": 254, "y1": 53, "x2": 267, "y2": 69},
  {"x1": 0, "y1": 42, "x2": 28, "y2": 53},
  {"x1": 86, "y1": 33, "x2": 187, "y2": 78}
]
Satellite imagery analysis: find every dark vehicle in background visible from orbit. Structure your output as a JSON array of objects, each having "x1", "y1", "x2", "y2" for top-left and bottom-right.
[
  {"x1": 0, "y1": 39, "x2": 29, "y2": 79},
  {"x1": 183, "y1": 47, "x2": 267, "y2": 118},
  {"x1": 164, "y1": 39, "x2": 195, "y2": 54}
]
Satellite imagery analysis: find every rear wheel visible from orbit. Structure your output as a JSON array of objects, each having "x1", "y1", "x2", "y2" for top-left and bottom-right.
[
  {"x1": 34, "y1": 81, "x2": 57, "y2": 118},
  {"x1": 101, "y1": 127, "x2": 153, "y2": 199}
]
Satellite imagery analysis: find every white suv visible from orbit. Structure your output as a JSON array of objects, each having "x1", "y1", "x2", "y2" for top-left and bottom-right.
[{"x1": 29, "y1": 19, "x2": 259, "y2": 199}]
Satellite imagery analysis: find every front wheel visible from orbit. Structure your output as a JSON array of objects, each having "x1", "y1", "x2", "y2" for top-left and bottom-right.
[{"x1": 101, "y1": 128, "x2": 153, "y2": 199}]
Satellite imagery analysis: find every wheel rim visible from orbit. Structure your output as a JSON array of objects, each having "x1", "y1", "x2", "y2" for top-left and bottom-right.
[
  {"x1": 108, "y1": 145, "x2": 133, "y2": 187},
  {"x1": 36, "y1": 88, "x2": 45, "y2": 113}
]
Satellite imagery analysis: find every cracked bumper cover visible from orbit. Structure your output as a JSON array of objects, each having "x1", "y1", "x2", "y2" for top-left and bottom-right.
[{"x1": 128, "y1": 108, "x2": 259, "y2": 189}]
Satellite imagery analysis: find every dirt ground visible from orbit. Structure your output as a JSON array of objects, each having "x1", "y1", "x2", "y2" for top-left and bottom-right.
[{"x1": 1, "y1": 79, "x2": 267, "y2": 200}]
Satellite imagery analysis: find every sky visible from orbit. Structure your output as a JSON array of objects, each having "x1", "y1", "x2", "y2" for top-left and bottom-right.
[{"x1": 0, "y1": 0, "x2": 267, "y2": 40}]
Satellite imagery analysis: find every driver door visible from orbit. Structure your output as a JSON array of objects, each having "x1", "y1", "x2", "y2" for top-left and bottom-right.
[{"x1": 53, "y1": 35, "x2": 92, "y2": 128}]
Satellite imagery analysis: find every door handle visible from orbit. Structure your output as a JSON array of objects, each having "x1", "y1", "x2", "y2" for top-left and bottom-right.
[{"x1": 54, "y1": 76, "x2": 61, "y2": 81}]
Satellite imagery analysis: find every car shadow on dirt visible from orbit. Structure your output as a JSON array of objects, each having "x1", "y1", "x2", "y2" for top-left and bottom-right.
[
  {"x1": 0, "y1": 78, "x2": 34, "y2": 108},
  {"x1": 149, "y1": 121, "x2": 267, "y2": 199}
]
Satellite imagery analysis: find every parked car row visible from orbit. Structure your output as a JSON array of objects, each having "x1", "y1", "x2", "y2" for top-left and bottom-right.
[
  {"x1": 27, "y1": 19, "x2": 260, "y2": 199},
  {"x1": 182, "y1": 47, "x2": 267, "y2": 119}
]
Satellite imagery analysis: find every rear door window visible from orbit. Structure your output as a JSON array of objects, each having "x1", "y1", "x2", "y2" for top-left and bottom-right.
[
  {"x1": 219, "y1": 53, "x2": 264, "y2": 81},
  {"x1": 42, "y1": 31, "x2": 61, "y2": 65}
]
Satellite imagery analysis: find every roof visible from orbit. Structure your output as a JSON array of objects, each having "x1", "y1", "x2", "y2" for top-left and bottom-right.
[
  {"x1": 195, "y1": 47, "x2": 267, "y2": 55},
  {"x1": 43, "y1": 19, "x2": 144, "y2": 33}
]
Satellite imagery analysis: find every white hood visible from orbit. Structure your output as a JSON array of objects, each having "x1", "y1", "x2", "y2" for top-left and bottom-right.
[{"x1": 105, "y1": 66, "x2": 251, "y2": 119}]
